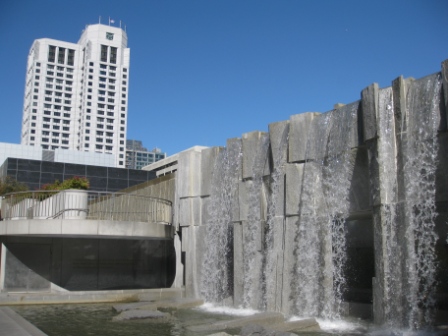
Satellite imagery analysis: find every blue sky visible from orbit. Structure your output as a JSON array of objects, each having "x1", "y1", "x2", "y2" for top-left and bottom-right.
[{"x1": 0, "y1": 0, "x2": 447, "y2": 156}]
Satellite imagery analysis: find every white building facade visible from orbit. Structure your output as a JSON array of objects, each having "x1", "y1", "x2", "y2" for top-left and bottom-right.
[{"x1": 21, "y1": 24, "x2": 130, "y2": 168}]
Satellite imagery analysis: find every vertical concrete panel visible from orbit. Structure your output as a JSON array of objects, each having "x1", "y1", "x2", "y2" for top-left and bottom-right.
[
  {"x1": 268, "y1": 120, "x2": 289, "y2": 169},
  {"x1": 285, "y1": 163, "x2": 304, "y2": 216},
  {"x1": 361, "y1": 83, "x2": 379, "y2": 142},
  {"x1": 172, "y1": 233, "x2": 184, "y2": 288},
  {"x1": 178, "y1": 148, "x2": 203, "y2": 198},
  {"x1": 265, "y1": 217, "x2": 285, "y2": 312},
  {"x1": 238, "y1": 180, "x2": 250, "y2": 221},
  {"x1": 281, "y1": 216, "x2": 298, "y2": 316},
  {"x1": 182, "y1": 225, "x2": 207, "y2": 298},
  {"x1": 201, "y1": 147, "x2": 222, "y2": 197},
  {"x1": 288, "y1": 112, "x2": 320, "y2": 163},
  {"x1": 241, "y1": 131, "x2": 270, "y2": 179},
  {"x1": 179, "y1": 197, "x2": 202, "y2": 227},
  {"x1": 233, "y1": 222, "x2": 244, "y2": 307}
]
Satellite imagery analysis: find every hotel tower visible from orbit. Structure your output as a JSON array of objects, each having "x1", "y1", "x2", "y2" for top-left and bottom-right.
[{"x1": 20, "y1": 23, "x2": 130, "y2": 167}]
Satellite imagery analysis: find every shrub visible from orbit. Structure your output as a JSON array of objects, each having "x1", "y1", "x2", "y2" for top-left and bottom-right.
[
  {"x1": 0, "y1": 176, "x2": 28, "y2": 196},
  {"x1": 42, "y1": 176, "x2": 90, "y2": 191}
]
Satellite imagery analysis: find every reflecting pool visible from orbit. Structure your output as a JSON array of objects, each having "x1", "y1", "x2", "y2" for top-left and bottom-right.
[{"x1": 13, "y1": 303, "x2": 373, "y2": 336}]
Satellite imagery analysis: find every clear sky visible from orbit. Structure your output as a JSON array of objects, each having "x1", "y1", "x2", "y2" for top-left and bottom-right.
[{"x1": 0, "y1": 0, "x2": 447, "y2": 156}]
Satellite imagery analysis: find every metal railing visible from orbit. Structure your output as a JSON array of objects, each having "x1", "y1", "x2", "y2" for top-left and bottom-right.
[{"x1": 0, "y1": 190, "x2": 172, "y2": 224}]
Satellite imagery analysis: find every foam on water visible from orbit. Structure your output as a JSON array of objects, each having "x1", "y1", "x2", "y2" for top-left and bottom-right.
[
  {"x1": 315, "y1": 318, "x2": 366, "y2": 334},
  {"x1": 197, "y1": 303, "x2": 260, "y2": 316}
]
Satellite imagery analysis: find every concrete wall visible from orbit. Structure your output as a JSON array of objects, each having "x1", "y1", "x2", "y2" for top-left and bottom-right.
[{"x1": 173, "y1": 60, "x2": 448, "y2": 327}]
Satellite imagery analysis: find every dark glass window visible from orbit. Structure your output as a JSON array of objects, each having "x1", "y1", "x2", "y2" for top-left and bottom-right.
[
  {"x1": 101, "y1": 45, "x2": 108, "y2": 63},
  {"x1": 48, "y1": 45, "x2": 56, "y2": 63}
]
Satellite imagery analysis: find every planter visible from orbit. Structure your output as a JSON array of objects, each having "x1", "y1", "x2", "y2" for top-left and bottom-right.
[{"x1": 58, "y1": 189, "x2": 88, "y2": 219}]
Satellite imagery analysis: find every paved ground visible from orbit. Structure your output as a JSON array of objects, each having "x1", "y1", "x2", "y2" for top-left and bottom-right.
[{"x1": 0, "y1": 307, "x2": 47, "y2": 336}]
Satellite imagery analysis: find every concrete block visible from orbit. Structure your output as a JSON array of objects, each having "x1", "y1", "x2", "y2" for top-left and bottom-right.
[
  {"x1": 178, "y1": 148, "x2": 203, "y2": 198},
  {"x1": 201, "y1": 146, "x2": 223, "y2": 196},
  {"x1": 285, "y1": 163, "x2": 304, "y2": 216},
  {"x1": 288, "y1": 112, "x2": 320, "y2": 163},
  {"x1": 361, "y1": 83, "x2": 379, "y2": 142},
  {"x1": 268, "y1": 120, "x2": 289, "y2": 169},
  {"x1": 179, "y1": 197, "x2": 202, "y2": 227},
  {"x1": 242, "y1": 131, "x2": 270, "y2": 179},
  {"x1": 334, "y1": 101, "x2": 361, "y2": 149}
]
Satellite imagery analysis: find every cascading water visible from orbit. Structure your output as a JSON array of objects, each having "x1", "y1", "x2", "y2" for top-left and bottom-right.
[
  {"x1": 376, "y1": 87, "x2": 404, "y2": 327},
  {"x1": 242, "y1": 134, "x2": 270, "y2": 309},
  {"x1": 322, "y1": 103, "x2": 357, "y2": 317},
  {"x1": 294, "y1": 104, "x2": 357, "y2": 319},
  {"x1": 262, "y1": 124, "x2": 289, "y2": 311},
  {"x1": 201, "y1": 142, "x2": 242, "y2": 304},
  {"x1": 293, "y1": 112, "x2": 332, "y2": 317},
  {"x1": 402, "y1": 74, "x2": 442, "y2": 329}
]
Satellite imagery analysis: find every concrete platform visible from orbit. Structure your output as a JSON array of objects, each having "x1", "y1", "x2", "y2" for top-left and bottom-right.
[
  {"x1": 0, "y1": 307, "x2": 46, "y2": 336},
  {"x1": 0, "y1": 288, "x2": 184, "y2": 306}
]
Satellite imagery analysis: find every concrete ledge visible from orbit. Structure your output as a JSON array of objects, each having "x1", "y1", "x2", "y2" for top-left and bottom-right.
[
  {"x1": 0, "y1": 219, "x2": 174, "y2": 240},
  {"x1": 0, "y1": 307, "x2": 47, "y2": 335},
  {"x1": 0, "y1": 288, "x2": 184, "y2": 306}
]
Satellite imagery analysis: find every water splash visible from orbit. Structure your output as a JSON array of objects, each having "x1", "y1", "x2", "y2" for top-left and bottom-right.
[
  {"x1": 242, "y1": 133, "x2": 270, "y2": 309},
  {"x1": 402, "y1": 74, "x2": 441, "y2": 329},
  {"x1": 294, "y1": 104, "x2": 357, "y2": 318},
  {"x1": 379, "y1": 87, "x2": 407, "y2": 327},
  {"x1": 201, "y1": 142, "x2": 242, "y2": 304},
  {"x1": 262, "y1": 124, "x2": 289, "y2": 311}
]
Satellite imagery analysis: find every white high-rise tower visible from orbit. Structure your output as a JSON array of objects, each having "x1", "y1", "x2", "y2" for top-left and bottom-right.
[{"x1": 21, "y1": 23, "x2": 130, "y2": 168}]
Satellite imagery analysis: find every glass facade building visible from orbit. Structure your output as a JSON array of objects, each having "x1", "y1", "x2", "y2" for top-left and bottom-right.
[{"x1": 0, "y1": 157, "x2": 156, "y2": 192}]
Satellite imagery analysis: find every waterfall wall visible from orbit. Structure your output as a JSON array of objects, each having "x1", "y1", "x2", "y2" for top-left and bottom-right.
[{"x1": 174, "y1": 60, "x2": 448, "y2": 329}]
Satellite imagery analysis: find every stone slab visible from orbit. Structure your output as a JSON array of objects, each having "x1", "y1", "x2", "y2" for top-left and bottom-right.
[
  {"x1": 268, "y1": 120, "x2": 289, "y2": 169},
  {"x1": 241, "y1": 131, "x2": 270, "y2": 179},
  {"x1": 361, "y1": 83, "x2": 379, "y2": 142},
  {"x1": 112, "y1": 309, "x2": 169, "y2": 321},
  {"x1": 288, "y1": 112, "x2": 320, "y2": 163},
  {"x1": 113, "y1": 301, "x2": 158, "y2": 312},
  {"x1": 187, "y1": 312, "x2": 285, "y2": 332},
  {"x1": 178, "y1": 197, "x2": 202, "y2": 227},
  {"x1": 177, "y1": 148, "x2": 203, "y2": 198},
  {"x1": 201, "y1": 147, "x2": 223, "y2": 196}
]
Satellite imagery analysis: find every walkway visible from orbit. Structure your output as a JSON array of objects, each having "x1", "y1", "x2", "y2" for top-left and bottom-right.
[{"x1": 0, "y1": 307, "x2": 46, "y2": 336}]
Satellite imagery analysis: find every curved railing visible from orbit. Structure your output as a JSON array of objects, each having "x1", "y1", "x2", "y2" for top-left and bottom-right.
[{"x1": 0, "y1": 190, "x2": 172, "y2": 224}]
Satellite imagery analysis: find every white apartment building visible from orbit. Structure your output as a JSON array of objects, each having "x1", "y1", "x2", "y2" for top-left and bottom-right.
[{"x1": 21, "y1": 23, "x2": 130, "y2": 168}]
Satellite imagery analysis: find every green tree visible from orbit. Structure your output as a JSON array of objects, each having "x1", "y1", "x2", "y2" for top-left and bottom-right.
[{"x1": 0, "y1": 176, "x2": 28, "y2": 196}]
